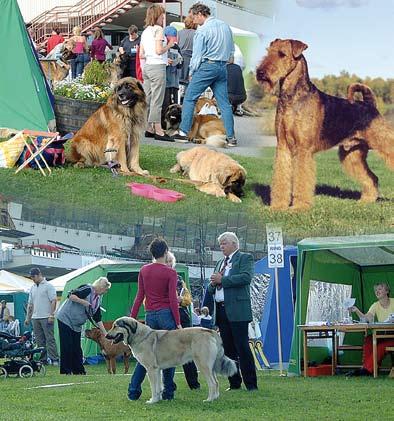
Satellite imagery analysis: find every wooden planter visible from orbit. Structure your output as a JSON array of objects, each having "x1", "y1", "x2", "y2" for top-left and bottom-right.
[{"x1": 54, "y1": 95, "x2": 103, "y2": 134}]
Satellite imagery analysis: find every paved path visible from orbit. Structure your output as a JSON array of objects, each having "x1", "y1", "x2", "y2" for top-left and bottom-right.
[{"x1": 140, "y1": 115, "x2": 277, "y2": 157}]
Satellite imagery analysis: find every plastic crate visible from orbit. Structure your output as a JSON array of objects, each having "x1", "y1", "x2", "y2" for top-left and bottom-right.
[{"x1": 307, "y1": 364, "x2": 332, "y2": 376}]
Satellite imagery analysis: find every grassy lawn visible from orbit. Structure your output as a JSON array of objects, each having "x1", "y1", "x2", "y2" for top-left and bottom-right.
[
  {"x1": 0, "y1": 144, "x2": 393, "y2": 239},
  {"x1": 1, "y1": 362, "x2": 392, "y2": 420}
]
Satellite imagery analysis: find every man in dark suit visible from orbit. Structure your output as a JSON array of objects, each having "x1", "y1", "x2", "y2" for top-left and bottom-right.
[{"x1": 208, "y1": 232, "x2": 257, "y2": 391}]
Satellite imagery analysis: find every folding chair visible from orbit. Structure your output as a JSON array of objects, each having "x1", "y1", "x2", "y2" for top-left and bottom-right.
[{"x1": 15, "y1": 130, "x2": 59, "y2": 176}]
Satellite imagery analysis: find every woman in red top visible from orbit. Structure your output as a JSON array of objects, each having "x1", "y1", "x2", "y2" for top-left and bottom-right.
[
  {"x1": 128, "y1": 238, "x2": 181, "y2": 401},
  {"x1": 90, "y1": 28, "x2": 112, "y2": 63}
]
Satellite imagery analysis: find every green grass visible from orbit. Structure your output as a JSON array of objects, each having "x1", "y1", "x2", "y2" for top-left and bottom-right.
[
  {"x1": 1, "y1": 145, "x2": 393, "y2": 239},
  {"x1": 1, "y1": 363, "x2": 392, "y2": 420}
]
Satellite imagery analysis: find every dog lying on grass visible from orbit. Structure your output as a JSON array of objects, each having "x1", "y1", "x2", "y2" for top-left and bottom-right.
[{"x1": 85, "y1": 327, "x2": 131, "y2": 374}]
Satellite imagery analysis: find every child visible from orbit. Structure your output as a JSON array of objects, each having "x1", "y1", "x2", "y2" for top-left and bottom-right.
[
  {"x1": 161, "y1": 26, "x2": 183, "y2": 128},
  {"x1": 200, "y1": 306, "x2": 213, "y2": 329}
]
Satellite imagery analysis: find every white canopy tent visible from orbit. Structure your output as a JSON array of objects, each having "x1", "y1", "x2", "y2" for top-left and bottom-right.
[
  {"x1": 50, "y1": 258, "x2": 113, "y2": 292},
  {"x1": 0, "y1": 270, "x2": 33, "y2": 293}
]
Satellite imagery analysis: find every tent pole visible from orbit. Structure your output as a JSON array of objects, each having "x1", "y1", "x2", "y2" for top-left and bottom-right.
[{"x1": 275, "y1": 266, "x2": 284, "y2": 375}]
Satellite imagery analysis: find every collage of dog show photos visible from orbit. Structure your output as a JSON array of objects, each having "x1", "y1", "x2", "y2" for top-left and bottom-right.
[{"x1": 0, "y1": 0, "x2": 393, "y2": 418}]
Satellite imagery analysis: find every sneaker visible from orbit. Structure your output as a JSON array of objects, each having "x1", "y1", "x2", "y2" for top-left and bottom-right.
[
  {"x1": 145, "y1": 131, "x2": 155, "y2": 138},
  {"x1": 173, "y1": 131, "x2": 189, "y2": 143},
  {"x1": 226, "y1": 137, "x2": 238, "y2": 147}
]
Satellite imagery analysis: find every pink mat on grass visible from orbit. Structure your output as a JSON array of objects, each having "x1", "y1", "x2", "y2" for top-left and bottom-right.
[{"x1": 127, "y1": 182, "x2": 185, "y2": 202}]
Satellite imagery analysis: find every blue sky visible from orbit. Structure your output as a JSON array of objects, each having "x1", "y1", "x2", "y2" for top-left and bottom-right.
[{"x1": 265, "y1": 0, "x2": 394, "y2": 79}]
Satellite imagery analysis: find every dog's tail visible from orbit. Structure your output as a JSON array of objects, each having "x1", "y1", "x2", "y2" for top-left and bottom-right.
[
  {"x1": 213, "y1": 334, "x2": 237, "y2": 377},
  {"x1": 347, "y1": 83, "x2": 377, "y2": 108},
  {"x1": 203, "y1": 134, "x2": 227, "y2": 148}
]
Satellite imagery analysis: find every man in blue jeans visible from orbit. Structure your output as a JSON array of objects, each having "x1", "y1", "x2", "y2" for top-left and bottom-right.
[{"x1": 173, "y1": 2, "x2": 237, "y2": 146}]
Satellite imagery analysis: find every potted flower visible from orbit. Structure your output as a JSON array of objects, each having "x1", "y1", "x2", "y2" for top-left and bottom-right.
[{"x1": 53, "y1": 61, "x2": 113, "y2": 134}]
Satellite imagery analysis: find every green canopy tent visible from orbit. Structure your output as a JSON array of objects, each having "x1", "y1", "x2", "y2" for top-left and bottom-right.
[
  {"x1": 54, "y1": 260, "x2": 189, "y2": 358},
  {"x1": 0, "y1": 0, "x2": 55, "y2": 131},
  {"x1": 288, "y1": 234, "x2": 394, "y2": 376}
]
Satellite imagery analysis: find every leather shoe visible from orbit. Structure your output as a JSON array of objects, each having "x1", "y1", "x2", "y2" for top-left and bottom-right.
[
  {"x1": 154, "y1": 133, "x2": 174, "y2": 142},
  {"x1": 144, "y1": 131, "x2": 155, "y2": 138}
]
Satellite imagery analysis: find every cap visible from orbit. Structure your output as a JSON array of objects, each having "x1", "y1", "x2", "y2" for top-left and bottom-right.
[
  {"x1": 29, "y1": 267, "x2": 41, "y2": 277},
  {"x1": 164, "y1": 25, "x2": 177, "y2": 38}
]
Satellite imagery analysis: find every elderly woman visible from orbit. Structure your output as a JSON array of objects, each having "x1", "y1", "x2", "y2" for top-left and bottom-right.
[
  {"x1": 140, "y1": 4, "x2": 175, "y2": 141},
  {"x1": 348, "y1": 282, "x2": 394, "y2": 376},
  {"x1": 56, "y1": 276, "x2": 111, "y2": 375}
]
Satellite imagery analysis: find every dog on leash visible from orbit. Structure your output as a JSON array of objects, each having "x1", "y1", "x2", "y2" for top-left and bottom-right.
[
  {"x1": 85, "y1": 328, "x2": 131, "y2": 374},
  {"x1": 67, "y1": 77, "x2": 149, "y2": 176},
  {"x1": 106, "y1": 317, "x2": 237, "y2": 403},
  {"x1": 256, "y1": 39, "x2": 394, "y2": 210}
]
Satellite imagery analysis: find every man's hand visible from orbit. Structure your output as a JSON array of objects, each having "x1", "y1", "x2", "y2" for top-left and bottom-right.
[
  {"x1": 24, "y1": 318, "x2": 30, "y2": 327},
  {"x1": 48, "y1": 315, "x2": 55, "y2": 324},
  {"x1": 210, "y1": 272, "x2": 223, "y2": 285}
]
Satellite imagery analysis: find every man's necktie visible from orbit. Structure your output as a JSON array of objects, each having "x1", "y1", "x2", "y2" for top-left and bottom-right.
[{"x1": 217, "y1": 256, "x2": 230, "y2": 290}]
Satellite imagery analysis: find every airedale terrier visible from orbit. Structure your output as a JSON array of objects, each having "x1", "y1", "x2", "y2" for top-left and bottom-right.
[{"x1": 256, "y1": 39, "x2": 394, "y2": 210}]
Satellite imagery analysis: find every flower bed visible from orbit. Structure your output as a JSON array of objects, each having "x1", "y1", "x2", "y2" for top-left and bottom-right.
[
  {"x1": 53, "y1": 78, "x2": 112, "y2": 102},
  {"x1": 53, "y1": 67, "x2": 113, "y2": 133}
]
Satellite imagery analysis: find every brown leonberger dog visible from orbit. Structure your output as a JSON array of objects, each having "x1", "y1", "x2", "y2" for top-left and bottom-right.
[
  {"x1": 170, "y1": 146, "x2": 246, "y2": 203},
  {"x1": 189, "y1": 97, "x2": 227, "y2": 147},
  {"x1": 67, "y1": 77, "x2": 149, "y2": 175}
]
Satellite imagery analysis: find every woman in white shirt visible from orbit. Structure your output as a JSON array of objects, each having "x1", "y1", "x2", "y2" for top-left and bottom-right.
[{"x1": 140, "y1": 5, "x2": 175, "y2": 141}]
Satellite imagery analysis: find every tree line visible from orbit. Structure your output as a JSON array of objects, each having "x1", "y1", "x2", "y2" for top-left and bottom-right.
[{"x1": 246, "y1": 71, "x2": 394, "y2": 115}]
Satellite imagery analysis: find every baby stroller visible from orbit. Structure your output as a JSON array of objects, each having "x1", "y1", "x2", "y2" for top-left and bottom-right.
[{"x1": 0, "y1": 331, "x2": 46, "y2": 378}]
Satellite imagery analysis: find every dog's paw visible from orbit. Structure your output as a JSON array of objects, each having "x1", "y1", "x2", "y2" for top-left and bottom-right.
[
  {"x1": 74, "y1": 162, "x2": 86, "y2": 168},
  {"x1": 290, "y1": 203, "x2": 312, "y2": 212},
  {"x1": 146, "y1": 398, "x2": 160, "y2": 404},
  {"x1": 170, "y1": 164, "x2": 181, "y2": 174},
  {"x1": 139, "y1": 169, "x2": 150, "y2": 176},
  {"x1": 270, "y1": 203, "x2": 290, "y2": 211},
  {"x1": 227, "y1": 193, "x2": 242, "y2": 203}
]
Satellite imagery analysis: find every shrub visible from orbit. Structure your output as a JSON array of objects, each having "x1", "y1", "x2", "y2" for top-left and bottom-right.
[{"x1": 82, "y1": 61, "x2": 111, "y2": 86}]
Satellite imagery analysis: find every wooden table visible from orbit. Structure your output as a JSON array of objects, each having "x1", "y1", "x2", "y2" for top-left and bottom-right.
[
  {"x1": 299, "y1": 324, "x2": 337, "y2": 377},
  {"x1": 299, "y1": 323, "x2": 394, "y2": 377},
  {"x1": 370, "y1": 324, "x2": 394, "y2": 378}
]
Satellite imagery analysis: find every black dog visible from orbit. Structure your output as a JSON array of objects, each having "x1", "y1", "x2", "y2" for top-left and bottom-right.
[{"x1": 162, "y1": 103, "x2": 182, "y2": 135}]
